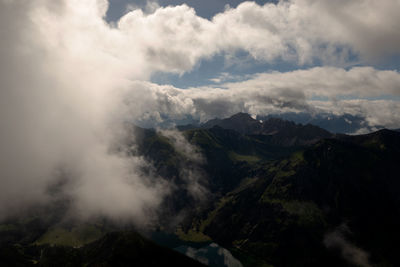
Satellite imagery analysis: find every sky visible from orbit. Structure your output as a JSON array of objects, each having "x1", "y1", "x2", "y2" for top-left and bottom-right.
[
  {"x1": 106, "y1": 0, "x2": 400, "y2": 89},
  {"x1": 0, "y1": 0, "x2": 399, "y2": 224}
]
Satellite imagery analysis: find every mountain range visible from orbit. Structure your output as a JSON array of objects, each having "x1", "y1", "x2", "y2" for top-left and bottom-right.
[
  {"x1": 171, "y1": 112, "x2": 379, "y2": 134},
  {"x1": 256, "y1": 112, "x2": 374, "y2": 134},
  {"x1": 1, "y1": 113, "x2": 400, "y2": 266}
]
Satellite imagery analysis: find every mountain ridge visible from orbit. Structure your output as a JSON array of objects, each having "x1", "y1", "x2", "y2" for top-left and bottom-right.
[
  {"x1": 182, "y1": 112, "x2": 334, "y2": 146},
  {"x1": 1, "y1": 113, "x2": 400, "y2": 266}
]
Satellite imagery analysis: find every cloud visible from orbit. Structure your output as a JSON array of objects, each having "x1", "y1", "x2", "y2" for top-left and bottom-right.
[
  {"x1": 324, "y1": 224, "x2": 372, "y2": 267},
  {"x1": 158, "y1": 129, "x2": 208, "y2": 202},
  {"x1": 223, "y1": 67, "x2": 400, "y2": 99},
  {"x1": 116, "y1": 0, "x2": 400, "y2": 69},
  {"x1": 0, "y1": 0, "x2": 169, "y2": 224},
  {"x1": 122, "y1": 67, "x2": 400, "y2": 129},
  {"x1": 313, "y1": 99, "x2": 400, "y2": 130},
  {"x1": 0, "y1": 0, "x2": 399, "y2": 225}
]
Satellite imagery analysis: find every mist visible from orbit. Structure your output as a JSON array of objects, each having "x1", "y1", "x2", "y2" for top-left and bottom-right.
[
  {"x1": 0, "y1": 0, "x2": 169, "y2": 224},
  {"x1": 324, "y1": 224, "x2": 372, "y2": 267},
  {"x1": 159, "y1": 129, "x2": 208, "y2": 202}
]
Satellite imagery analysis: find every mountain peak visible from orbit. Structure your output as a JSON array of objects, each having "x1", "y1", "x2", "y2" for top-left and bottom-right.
[
  {"x1": 200, "y1": 112, "x2": 333, "y2": 146},
  {"x1": 201, "y1": 112, "x2": 260, "y2": 134},
  {"x1": 229, "y1": 112, "x2": 256, "y2": 122}
]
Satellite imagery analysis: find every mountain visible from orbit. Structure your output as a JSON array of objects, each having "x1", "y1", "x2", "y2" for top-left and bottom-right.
[
  {"x1": 175, "y1": 112, "x2": 375, "y2": 134},
  {"x1": 129, "y1": 116, "x2": 400, "y2": 266},
  {"x1": 257, "y1": 112, "x2": 377, "y2": 134},
  {"x1": 0, "y1": 231, "x2": 205, "y2": 267},
  {"x1": 202, "y1": 113, "x2": 262, "y2": 134},
  {"x1": 184, "y1": 129, "x2": 400, "y2": 266},
  {"x1": 82, "y1": 231, "x2": 205, "y2": 267},
  {"x1": 1, "y1": 113, "x2": 400, "y2": 266},
  {"x1": 200, "y1": 113, "x2": 334, "y2": 146},
  {"x1": 133, "y1": 118, "x2": 314, "y2": 197}
]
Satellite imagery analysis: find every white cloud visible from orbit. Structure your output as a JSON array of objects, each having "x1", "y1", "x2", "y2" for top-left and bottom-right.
[
  {"x1": 0, "y1": 0, "x2": 167, "y2": 223},
  {"x1": 158, "y1": 129, "x2": 208, "y2": 202},
  {"x1": 221, "y1": 67, "x2": 400, "y2": 101},
  {"x1": 121, "y1": 67, "x2": 400, "y2": 129},
  {"x1": 115, "y1": 0, "x2": 400, "y2": 70}
]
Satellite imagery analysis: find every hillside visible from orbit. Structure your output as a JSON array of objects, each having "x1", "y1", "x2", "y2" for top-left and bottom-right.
[
  {"x1": 1, "y1": 114, "x2": 399, "y2": 266},
  {"x1": 0, "y1": 231, "x2": 205, "y2": 267},
  {"x1": 134, "y1": 113, "x2": 335, "y2": 195},
  {"x1": 184, "y1": 129, "x2": 400, "y2": 266}
]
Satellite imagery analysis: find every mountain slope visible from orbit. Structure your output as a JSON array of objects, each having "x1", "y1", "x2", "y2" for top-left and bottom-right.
[
  {"x1": 133, "y1": 123, "x2": 303, "y2": 195},
  {"x1": 2, "y1": 114, "x2": 399, "y2": 266},
  {"x1": 133, "y1": 113, "x2": 335, "y2": 195},
  {"x1": 190, "y1": 129, "x2": 400, "y2": 266},
  {"x1": 0, "y1": 231, "x2": 206, "y2": 267}
]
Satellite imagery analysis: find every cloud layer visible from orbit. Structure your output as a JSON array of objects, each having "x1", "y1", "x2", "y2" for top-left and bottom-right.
[
  {"x1": 115, "y1": 0, "x2": 400, "y2": 71},
  {"x1": 124, "y1": 67, "x2": 400, "y2": 129}
]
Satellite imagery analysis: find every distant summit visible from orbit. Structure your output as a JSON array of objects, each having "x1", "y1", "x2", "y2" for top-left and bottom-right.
[
  {"x1": 257, "y1": 112, "x2": 379, "y2": 134},
  {"x1": 200, "y1": 112, "x2": 333, "y2": 146},
  {"x1": 202, "y1": 112, "x2": 260, "y2": 134}
]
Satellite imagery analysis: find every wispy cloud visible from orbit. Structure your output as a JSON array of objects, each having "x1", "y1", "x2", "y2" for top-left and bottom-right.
[
  {"x1": 158, "y1": 129, "x2": 208, "y2": 202},
  {"x1": 324, "y1": 224, "x2": 372, "y2": 267}
]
